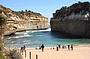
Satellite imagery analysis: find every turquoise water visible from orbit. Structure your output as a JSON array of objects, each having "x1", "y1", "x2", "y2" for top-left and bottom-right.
[{"x1": 4, "y1": 28, "x2": 90, "y2": 48}]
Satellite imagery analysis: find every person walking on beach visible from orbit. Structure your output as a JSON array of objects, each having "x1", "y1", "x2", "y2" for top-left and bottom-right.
[
  {"x1": 67, "y1": 45, "x2": 70, "y2": 50},
  {"x1": 58, "y1": 44, "x2": 61, "y2": 48},
  {"x1": 56, "y1": 46, "x2": 59, "y2": 51},
  {"x1": 20, "y1": 45, "x2": 26, "y2": 55},
  {"x1": 41, "y1": 44, "x2": 44, "y2": 52},
  {"x1": 20, "y1": 47, "x2": 23, "y2": 55},
  {"x1": 23, "y1": 45, "x2": 26, "y2": 57},
  {"x1": 23, "y1": 45, "x2": 26, "y2": 51},
  {"x1": 71, "y1": 44, "x2": 73, "y2": 50}
]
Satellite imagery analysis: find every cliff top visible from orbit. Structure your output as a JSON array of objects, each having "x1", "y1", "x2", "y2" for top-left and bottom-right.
[
  {"x1": 53, "y1": 1, "x2": 90, "y2": 19},
  {"x1": 0, "y1": 4, "x2": 47, "y2": 19}
]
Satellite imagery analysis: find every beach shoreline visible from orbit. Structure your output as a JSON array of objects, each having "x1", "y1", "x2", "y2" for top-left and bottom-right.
[{"x1": 7, "y1": 44, "x2": 90, "y2": 59}]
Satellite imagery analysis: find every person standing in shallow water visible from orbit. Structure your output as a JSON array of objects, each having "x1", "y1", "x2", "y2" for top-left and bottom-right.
[{"x1": 41, "y1": 44, "x2": 44, "y2": 52}]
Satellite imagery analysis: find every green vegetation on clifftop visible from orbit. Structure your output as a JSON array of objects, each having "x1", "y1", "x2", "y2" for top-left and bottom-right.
[{"x1": 53, "y1": 1, "x2": 90, "y2": 19}]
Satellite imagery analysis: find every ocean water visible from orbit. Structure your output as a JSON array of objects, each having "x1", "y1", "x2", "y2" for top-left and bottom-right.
[{"x1": 4, "y1": 28, "x2": 90, "y2": 48}]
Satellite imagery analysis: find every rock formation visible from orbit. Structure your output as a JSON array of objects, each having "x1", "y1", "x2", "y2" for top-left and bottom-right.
[
  {"x1": 50, "y1": 2, "x2": 90, "y2": 38},
  {"x1": 0, "y1": 5, "x2": 49, "y2": 35}
]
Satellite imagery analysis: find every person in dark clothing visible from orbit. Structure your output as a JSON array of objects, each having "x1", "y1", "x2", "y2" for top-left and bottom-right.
[
  {"x1": 23, "y1": 45, "x2": 26, "y2": 51},
  {"x1": 58, "y1": 44, "x2": 61, "y2": 48},
  {"x1": 56, "y1": 46, "x2": 59, "y2": 51},
  {"x1": 20, "y1": 47, "x2": 23, "y2": 55},
  {"x1": 71, "y1": 44, "x2": 73, "y2": 50},
  {"x1": 20, "y1": 45, "x2": 26, "y2": 55},
  {"x1": 41, "y1": 44, "x2": 44, "y2": 52},
  {"x1": 67, "y1": 45, "x2": 70, "y2": 50}
]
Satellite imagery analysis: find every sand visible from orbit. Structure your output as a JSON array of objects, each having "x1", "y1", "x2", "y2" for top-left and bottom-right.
[{"x1": 19, "y1": 45, "x2": 90, "y2": 59}]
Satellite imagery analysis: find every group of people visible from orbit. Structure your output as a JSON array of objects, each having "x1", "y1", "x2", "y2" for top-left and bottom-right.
[
  {"x1": 56, "y1": 44, "x2": 73, "y2": 51},
  {"x1": 20, "y1": 44, "x2": 73, "y2": 53},
  {"x1": 20, "y1": 44, "x2": 45, "y2": 54},
  {"x1": 67, "y1": 44, "x2": 73, "y2": 50},
  {"x1": 39, "y1": 44, "x2": 74, "y2": 52}
]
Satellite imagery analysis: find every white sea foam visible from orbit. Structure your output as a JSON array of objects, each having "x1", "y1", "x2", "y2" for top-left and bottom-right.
[
  {"x1": 15, "y1": 30, "x2": 30, "y2": 34},
  {"x1": 8, "y1": 28, "x2": 50, "y2": 39},
  {"x1": 26, "y1": 31, "x2": 31, "y2": 33},
  {"x1": 31, "y1": 28, "x2": 51, "y2": 33},
  {"x1": 8, "y1": 34, "x2": 31, "y2": 39}
]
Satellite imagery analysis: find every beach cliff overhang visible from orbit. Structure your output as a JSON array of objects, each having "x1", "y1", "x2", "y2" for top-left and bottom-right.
[{"x1": 50, "y1": 1, "x2": 90, "y2": 38}]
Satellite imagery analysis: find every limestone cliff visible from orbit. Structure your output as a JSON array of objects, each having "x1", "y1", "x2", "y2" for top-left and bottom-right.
[
  {"x1": 0, "y1": 5, "x2": 49, "y2": 35},
  {"x1": 50, "y1": 2, "x2": 90, "y2": 38}
]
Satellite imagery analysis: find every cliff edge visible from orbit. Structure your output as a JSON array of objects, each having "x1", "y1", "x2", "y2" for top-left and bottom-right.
[
  {"x1": 50, "y1": 2, "x2": 90, "y2": 38},
  {"x1": 0, "y1": 5, "x2": 49, "y2": 35}
]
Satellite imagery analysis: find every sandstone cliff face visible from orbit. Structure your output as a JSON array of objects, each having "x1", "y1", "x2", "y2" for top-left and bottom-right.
[
  {"x1": 50, "y1": 2, "x2": 90, "y2": 38},
  {"x1": 0, "y1": 5, "x2": 49, "y2": 35}
]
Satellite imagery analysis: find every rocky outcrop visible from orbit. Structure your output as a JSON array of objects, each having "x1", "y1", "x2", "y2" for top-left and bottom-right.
[
  {"x1": 50, "y1": 2, "x2": 90, "y2": 38},
  {"x1": 0, "y1": 5, "x2": 49, "y2": 35}
]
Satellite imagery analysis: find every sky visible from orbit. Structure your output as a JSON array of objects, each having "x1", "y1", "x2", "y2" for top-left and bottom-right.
[{"x1": 0, "y1": 0, "x2": 90, "y2": 21}]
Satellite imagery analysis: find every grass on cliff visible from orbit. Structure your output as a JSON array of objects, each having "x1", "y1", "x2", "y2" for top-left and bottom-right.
[
  {"x1": 0, "y1": 41, "x2": 5, "y2": 59},
  {"x1": 0, "y1": 52, "x2": 5, "y2": 59}
]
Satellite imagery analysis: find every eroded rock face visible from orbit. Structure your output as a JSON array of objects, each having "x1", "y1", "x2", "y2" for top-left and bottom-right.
[
  {"x1": 0, "y1": 5, "x2": 49, "y2": 35},
  {"x1": 50, "y1": 2, "x2": 90, "y2": 38}
]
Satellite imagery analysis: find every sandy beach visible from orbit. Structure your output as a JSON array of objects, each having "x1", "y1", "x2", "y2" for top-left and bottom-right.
[{"x1": 18, "y1": 45, "x2": 90, "y2": 59}]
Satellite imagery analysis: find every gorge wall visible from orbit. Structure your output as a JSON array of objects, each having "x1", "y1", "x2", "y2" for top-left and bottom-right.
[
  {"x1": 50, "y1": 2, "x2": 90, "y2": 38},
  {"x1": 0, "y1": 5, "x2": 49, "y2": 35}
]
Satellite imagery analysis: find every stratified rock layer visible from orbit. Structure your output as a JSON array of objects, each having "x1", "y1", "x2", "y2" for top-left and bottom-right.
[{"x1": 0, "y1": 5, "x2": 49, "y2": 35}]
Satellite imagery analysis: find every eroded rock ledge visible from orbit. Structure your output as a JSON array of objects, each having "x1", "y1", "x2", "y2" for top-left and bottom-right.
[{"x1": 0, "y1": 5, "x2": 49, "y2": 35}]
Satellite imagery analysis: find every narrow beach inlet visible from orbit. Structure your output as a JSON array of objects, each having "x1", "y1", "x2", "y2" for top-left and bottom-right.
[
  {"x1": 1, "y1": 1, "x2": 90, "y2": 59},
  {"x1": 4, "y1": 28, "x2": 90, "y2": 59}
]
